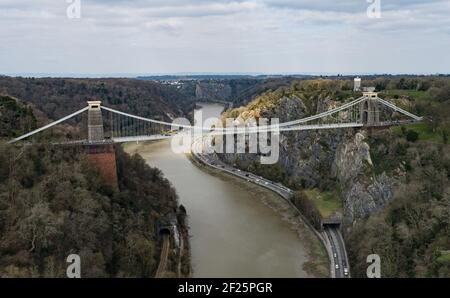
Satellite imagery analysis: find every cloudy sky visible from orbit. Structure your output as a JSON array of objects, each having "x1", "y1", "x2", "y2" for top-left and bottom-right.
[{"x1": 0, "y1": 0, "x2": 449, "y2": 76}]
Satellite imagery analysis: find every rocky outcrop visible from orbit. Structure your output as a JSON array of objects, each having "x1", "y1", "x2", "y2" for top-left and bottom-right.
[
  {"x1": 332, "y1": 132, "x2": 395, "y2": 224},
  {"x1": 261, "y1": 96, "x2": 308, "y2": 122}
]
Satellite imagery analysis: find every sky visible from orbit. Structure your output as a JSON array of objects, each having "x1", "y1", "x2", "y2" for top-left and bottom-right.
[{"x1": 0, "y1": 0, "x2": 449, "y2": 76}]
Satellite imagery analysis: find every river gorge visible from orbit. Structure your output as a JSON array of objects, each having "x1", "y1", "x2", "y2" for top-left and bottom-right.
[{"x1": 124, "y1": 103, "x2": 328, "y2": 277}]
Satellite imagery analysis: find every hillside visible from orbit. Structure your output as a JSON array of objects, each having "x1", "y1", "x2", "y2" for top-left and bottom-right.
[
  {"x1": 179, "y1": 77, "x2": 301, "y2": 106},
  {"x1": 0, "y1": 93, "x2": 190, "y2": 277},
  {"x1": 0, "y1": 95, "x2": 37, "y2": 138},
  {"x1": 0, "y1": 77, "x2": 195, "y2": 123},
  {"x1": 347, "y1": 133, "x2": 450, "y2": 277}
]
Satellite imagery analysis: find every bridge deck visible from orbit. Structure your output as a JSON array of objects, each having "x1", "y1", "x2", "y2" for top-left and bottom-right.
[{"x1": 112, "y1": 135, "x2": 172, "y2": 143}]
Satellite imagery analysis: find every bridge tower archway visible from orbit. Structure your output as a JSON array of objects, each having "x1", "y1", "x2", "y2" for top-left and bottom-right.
[
  {"x1": 360, "y1": 93, "x2": 380, "y2": 126},
  {"x1": 362, "y1": 100, "x2": 369, "y2": 124}
]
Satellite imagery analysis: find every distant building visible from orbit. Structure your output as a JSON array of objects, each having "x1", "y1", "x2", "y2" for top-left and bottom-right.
[
  {"x1": 354, "y1": 77, "x2": 362, "y2": 91},
  {"x1": 362, "y1": 86, "x2": 376, "y2": 92}
]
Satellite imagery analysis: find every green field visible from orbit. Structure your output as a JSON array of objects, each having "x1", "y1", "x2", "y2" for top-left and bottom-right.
[
  {"x1": 380, "y1": 89, "x2": 433, "y2": 103},
  {"x1": 437, "y1": 251, "x2": 450, "y2": 265},
  {"x1": 392, "y1": 122, "x2": 445, "y2": 143},
  {"x1": 304, "y1": 189, "x2": 342, "y2": 218},
  {"x1": 381, "y1": 88, "x2": 449, "y2": 144}
]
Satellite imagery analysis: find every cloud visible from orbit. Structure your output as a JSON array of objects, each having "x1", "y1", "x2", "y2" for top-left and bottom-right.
[
  {"x1": 0, "y1": 0, "x2": 449, "y2": 75},
  {"x1": 87, "y1": 0, "x2": 260, "y2": 19}
]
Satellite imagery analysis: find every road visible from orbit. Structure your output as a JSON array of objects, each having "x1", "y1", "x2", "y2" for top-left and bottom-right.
[
  {"x1": 191, "y1": 135, "x2": 350, "y2": 278},
  {"x1": 154, "y1": 234, "x2": 170, "y2": 278},
  {"x1": 325, "y1": 226, "x2": 350, "y2": 278}
]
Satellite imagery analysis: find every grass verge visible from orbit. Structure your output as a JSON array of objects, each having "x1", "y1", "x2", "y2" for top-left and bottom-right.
[{"x1": 304, "y1": 189, "x2": 342, "y2": 218}]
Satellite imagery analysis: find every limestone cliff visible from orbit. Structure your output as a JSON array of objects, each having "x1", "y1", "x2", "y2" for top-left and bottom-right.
[
  {"x1": 332, "y1": 132, "x2": 395, "y2": 225},
  {"x1": 218, "y1": 83, "x2": 396, "y2": 225}
]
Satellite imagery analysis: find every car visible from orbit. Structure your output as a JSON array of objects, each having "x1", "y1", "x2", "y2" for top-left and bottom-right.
[
  {"x1": 335, "y1": 264, "x2": 339, "y2": 270},
  {"x1": 255, "y1": 179, "x2": 260, "y2": 182},
  {"x1": 344, "y1": 268, "x2": 349, "y2": 276},
  {"x1": 264, "y1": 182, "x2": 269, "y2": 185},
  {"x1": 333, "y1": 253, "x2": 337, "y2": 258}
]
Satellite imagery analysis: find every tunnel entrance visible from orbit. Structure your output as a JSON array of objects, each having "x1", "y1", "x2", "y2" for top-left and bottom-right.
[
  {"x1": 322, "y1": 223, "x2": 341, "y2": 229},
  {"x1": 159, "y1": 228, "x2": 171, "y2": 236}
]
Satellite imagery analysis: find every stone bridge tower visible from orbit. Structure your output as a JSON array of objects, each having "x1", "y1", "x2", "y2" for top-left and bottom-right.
[
  {"x1": 360, "y1": 91, "x2": 380, "y2": 126},
  {"x1": 88, "y1": 101, "x2": 104, "y2": 142}
]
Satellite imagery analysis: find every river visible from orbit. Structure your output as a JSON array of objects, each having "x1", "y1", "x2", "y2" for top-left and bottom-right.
[{"x1": 124, "y1": 103, "x2": 317, "y2": 277}]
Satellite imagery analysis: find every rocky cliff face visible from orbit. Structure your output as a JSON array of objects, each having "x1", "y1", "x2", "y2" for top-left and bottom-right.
[
  {"x1": 332, "y1": 132, "x2": 395, "y2": 225},
  {"x1": 219, "y1": 93, "x2": 396, "y2": 225}
]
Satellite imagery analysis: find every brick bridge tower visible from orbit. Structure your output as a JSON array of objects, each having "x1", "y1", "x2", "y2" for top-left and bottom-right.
[{"x1": 85, "y1": 101, "x2": 118, "y2": 189}]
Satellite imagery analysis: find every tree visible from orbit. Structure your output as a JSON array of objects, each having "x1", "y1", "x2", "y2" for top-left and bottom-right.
[
  {"x1": 292, "y1": 191, "x2": 322, "y2": 230},
  {"x1": 406, "y1": 130, "x2": 419, "y2": 142},
  {"x1": 0, "y1": 144, "x2": 186, "y2": 277}
]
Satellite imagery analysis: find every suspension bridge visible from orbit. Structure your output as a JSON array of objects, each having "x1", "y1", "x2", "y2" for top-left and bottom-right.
[{"x1": 8, "y1": 91, "x2": 423, "y2": 145}]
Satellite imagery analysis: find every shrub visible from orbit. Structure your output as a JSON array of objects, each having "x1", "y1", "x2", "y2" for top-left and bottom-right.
[
  {"x1": 292, "y1": 191, "x2": 322, "y2": 230},
  {"x1": 406, "y1": 130, "x2": 419, "y2": 142}
]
